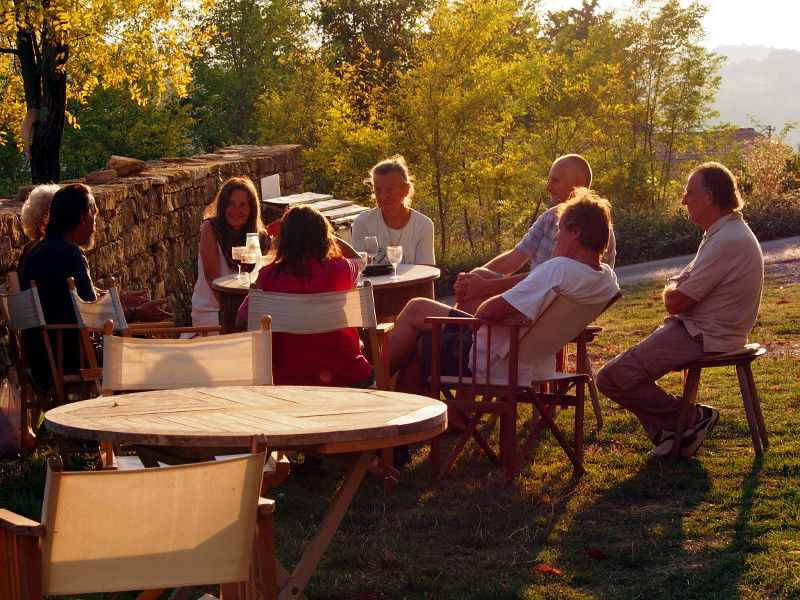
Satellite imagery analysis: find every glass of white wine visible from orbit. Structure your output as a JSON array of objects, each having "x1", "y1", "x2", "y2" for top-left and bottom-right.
[
  {"x1": 356, "y1": 252, "x2": 368, "y2": 287},
  {"x1": 364, "y1": 236, "x2": 379, "y2": 265},
  {"x1": 386, "y1": 245, "x2": 403, "y2": 280}
]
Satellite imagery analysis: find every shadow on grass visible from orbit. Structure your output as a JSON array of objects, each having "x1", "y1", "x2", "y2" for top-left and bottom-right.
[{"x1": 552, "y1": 456, "x2": 764, "y2": 600}]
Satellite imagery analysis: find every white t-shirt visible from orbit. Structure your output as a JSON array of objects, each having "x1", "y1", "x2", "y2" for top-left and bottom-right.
[
  {"x1": 351, "y1": 207, "x2": 435, "y2": 265},
  {"x1": 470, "y1": 257, "x2": 619, "y2": 381}
]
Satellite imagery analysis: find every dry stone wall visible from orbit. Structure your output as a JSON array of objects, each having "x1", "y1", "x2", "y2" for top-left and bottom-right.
[{"x1": 0, "y1": 145, "x2": 302, "y2": 375}]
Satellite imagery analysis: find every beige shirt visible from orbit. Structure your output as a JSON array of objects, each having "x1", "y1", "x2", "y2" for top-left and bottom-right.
[{"x1": 677, "y1": 212, "x2": 763, "y2": 352}]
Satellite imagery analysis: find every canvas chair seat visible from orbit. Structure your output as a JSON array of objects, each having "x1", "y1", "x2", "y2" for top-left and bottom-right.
[
  {"x1": 0, "y1": 451, "x2": 277, "y2": 600},
  {"x1": 427, "y1": 289, "x2": 620, "y2": 482},
  {"x1": 246, "y1": 282, "x2": 398, "y2": 489}
]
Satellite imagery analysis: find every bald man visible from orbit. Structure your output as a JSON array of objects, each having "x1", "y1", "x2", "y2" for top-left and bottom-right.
[{"x1": 455, "y1": 154, "x2": 616, "y2": 314}]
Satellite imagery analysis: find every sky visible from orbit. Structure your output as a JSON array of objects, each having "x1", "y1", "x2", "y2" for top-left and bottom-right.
[{"x1": 537, "y1": 0, "x2": 800, "y2": 52}]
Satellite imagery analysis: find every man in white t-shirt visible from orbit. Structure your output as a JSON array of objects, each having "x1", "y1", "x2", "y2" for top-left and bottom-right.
[
  {"x1": 597, "y1": 162, "x2": 764, "y2": 459},
  {"x1": 454, "y1": 154, "x2": 616, "y2": 314},
  {"x1": 389, "y1": 189, "x2": 620, "y2": 397}
]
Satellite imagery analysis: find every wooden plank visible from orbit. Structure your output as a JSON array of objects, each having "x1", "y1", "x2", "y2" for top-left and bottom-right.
[
  {"x1": 320, "y1": 205, "x2": 369, "y2": 220},
  {"x1": 301, "y1": 199, "x2": 353, "y2": 212},
  {"x1": 263, "y1": 192, "x2": 333, "y2": 207}
]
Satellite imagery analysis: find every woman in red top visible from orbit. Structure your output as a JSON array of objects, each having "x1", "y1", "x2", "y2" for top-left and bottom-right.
[{"x1": 237, "y1": 205, "x2": 373, "y2": 387}]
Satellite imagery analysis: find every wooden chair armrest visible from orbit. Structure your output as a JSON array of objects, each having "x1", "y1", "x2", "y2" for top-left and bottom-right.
[
  {"x1": 0, "y1": 509, "x2": 43, "y2": 537},
  {"x1": 257, "y1": 497, "x2": 276, "y2": 514},
  {"x1": 123, "y1": 325, "x2": 222, "y2": 336},
  {"x1": 42, "y1": 323, "x2": 80, "y2": 331},
  {"x1": 425, "y1": 316, "x2": 531, "y2": 327},
  {"x1": 376, "y1": 322, "x2": 394, "y2": 335},
  {"x1": 127, "y1": 321, "x2": 175, "y2": 329}
]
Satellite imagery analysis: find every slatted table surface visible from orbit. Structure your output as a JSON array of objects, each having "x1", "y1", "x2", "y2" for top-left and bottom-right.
[{"x1": 44, "y1": 386, "x2": 447, "y2": 452}]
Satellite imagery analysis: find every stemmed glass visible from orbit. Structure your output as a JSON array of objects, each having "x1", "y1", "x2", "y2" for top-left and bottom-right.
[
  {"x1": 232, "y1": 246, "x2": 246, "y2": 282},
  {"x1": 386, "y1": 245, "x2": 403, "y2": 280},
  {"x1": 364, "y1": 236, "x2": 379, "y2": 265},
  {"x1": 241, "y1": 252, "x2": 258, "y2": 285},
  {"x1": 356, "y1": 251, "x2": 368, "y2": 287}
]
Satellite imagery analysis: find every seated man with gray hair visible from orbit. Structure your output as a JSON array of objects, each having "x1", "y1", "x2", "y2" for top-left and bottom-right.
[
  {"x1": 597, "y1": 162, "x2": 764, "y2": 458},
  {"x1": 389, "y1": 188, "x2": 620, "y2": 396}
]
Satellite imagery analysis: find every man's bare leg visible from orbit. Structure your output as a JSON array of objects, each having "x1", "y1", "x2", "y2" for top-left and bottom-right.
[{"x1": 389, "y1": 298, "x2": 453, "y2": 377}]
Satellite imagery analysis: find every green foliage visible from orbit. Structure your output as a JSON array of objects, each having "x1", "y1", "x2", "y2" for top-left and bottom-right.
[
  {"x1": 742, "y1": 191, "x2": 800, "y2": 241},
  {"x1": 188, "y1": 0, "x2": 308, "y2": 150},
  {"x1": 613, "y1": 206, "x2": 702, "y2": 265},
  {"x1": 61, "y1": 88, "x2": 197, "y2": 178},
  {"x1": 0, "y1": 136, "x2": 29, "y2": 195}
]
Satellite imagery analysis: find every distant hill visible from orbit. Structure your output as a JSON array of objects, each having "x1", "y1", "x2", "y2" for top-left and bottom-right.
[{"x1": 711, "y1": 45, "x2": 800, "y2": 150}]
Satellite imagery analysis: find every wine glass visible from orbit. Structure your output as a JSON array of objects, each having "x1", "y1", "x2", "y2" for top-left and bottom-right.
[
  {"x1": 232, "y1": 246, "x2": 246, "y2": 281},
  {"x1": 364, "y1": 236, "x2": 379, "y2": 265},
  {"x1": 356, "y1": 251, "x2": 368, "y2": 287},
  {"x1": 241, "y1": 252, "x2": 258, "y2": 285},
  {"x1": 386, "y1": 245, "x2": 403, "y2": 280}
]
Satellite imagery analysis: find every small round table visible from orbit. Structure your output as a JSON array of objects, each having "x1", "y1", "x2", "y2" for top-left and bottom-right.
[
  {"x1": 45, "y1": 386, "x2": 446, "y2": 600},
  {"x1": 212, "y1": 263, "x2": 440, "y2": 332}
]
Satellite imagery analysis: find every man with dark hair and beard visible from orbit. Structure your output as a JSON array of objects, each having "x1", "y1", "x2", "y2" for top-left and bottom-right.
[{"x1": 22, "y1": 183, "x2": 169, "y2": 387}]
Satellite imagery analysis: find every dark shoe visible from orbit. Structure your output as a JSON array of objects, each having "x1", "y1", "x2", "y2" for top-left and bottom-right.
[
  {"x1": 680, "y1": 405, "x2": 720, "y2": 458},
  {"x1": 649, "y1": 429, "x2": 676, "y2": 457}
]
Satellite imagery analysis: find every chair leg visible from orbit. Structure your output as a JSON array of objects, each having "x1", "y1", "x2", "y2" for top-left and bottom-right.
[
  {"x1": 574, "y1": 382, "x2": 585, "y2": 471},
  {"x1": 736, "y1": 364, "x2": 763, "y2": 457},
  {"x1": 671, "y1": 368, "x2": 701, "y2": 461},
  {"x1": 743, "y1": 363, "x2": 768, "y2": 449},
  {"x1": 499, "y1": 398, "x2": 517, "y2": 482}
]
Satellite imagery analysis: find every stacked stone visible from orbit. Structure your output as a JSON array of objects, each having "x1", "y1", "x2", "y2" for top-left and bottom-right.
[{"x1": 0, "y1": 145, "x2": 303, "y2": 376}]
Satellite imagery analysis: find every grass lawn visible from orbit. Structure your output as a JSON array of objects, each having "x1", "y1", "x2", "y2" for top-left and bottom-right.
[{"x1": 2, "y1": 266, "x2": 799, "y2": 600}]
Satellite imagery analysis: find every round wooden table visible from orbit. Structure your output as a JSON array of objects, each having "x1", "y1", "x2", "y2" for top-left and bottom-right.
[
  {"x1": 45, "y1": 386, "x2": 446, "y2": 600},
  {"x1": 212, "y1": 263, "x2": 440, "y2": 332}
]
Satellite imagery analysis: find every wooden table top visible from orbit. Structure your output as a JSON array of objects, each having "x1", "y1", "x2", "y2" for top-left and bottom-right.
[
  {"x1": 44, "y1": 386, "x2": 447, "y2": 452},
  {"x1": 212, "y1": 264, "x2": 440, "y2": 295}
]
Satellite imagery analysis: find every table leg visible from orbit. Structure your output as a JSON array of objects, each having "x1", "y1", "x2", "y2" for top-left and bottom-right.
[{"x1": 277, "y1": 450, "x2": 372, "y2": 600}]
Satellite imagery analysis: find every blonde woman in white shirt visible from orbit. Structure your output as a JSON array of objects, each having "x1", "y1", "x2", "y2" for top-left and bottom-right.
[{"x1": 351, "y1": 155, "x2": 435, "y2": 266}]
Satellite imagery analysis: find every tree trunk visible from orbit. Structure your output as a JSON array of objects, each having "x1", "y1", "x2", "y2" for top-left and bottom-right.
[{"x1": 19, "y1": 3, "x2": 69, "y2": 184}]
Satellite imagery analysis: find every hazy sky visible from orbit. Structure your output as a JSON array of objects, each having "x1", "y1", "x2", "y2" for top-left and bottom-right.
[{"x1": 537, "y1": 0, "x2": 800, "y2": 52}]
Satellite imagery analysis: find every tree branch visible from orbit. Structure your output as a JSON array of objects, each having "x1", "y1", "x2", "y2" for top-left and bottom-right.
[{"x1": 0, "y1": 48, "x2": 19, "y2": 55}]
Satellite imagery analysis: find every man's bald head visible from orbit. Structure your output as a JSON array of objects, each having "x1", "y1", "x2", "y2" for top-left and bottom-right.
[{"x1": 546, "y1": 154, "x2": 593, "y2": 204}]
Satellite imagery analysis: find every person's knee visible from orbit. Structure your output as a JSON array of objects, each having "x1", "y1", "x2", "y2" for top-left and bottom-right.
[{"x1": 595, "y1": 365, "x2": 615, "y2": 397}]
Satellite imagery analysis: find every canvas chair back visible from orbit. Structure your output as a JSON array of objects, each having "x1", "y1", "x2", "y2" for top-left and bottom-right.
[
  {"x1": 102, "y1": 321, "x2": 273, "y2": 392},
  {"x1": 476, "y1": 288, "x2": 616, "y2": 384},
  {"x1": 0, "y1": 285, "x2": 46, "y2": 332},
  {"x1": 68, "y1": 277, "x2": 127, "y2": 331},
  {"x1": 39, "y1": 452, "x2": 267, "y2": 595},
  {"x1": 246, "y1": 281, "x2": 378, "y2": 333},
  {"x1": 516, "y1": 290, "x2": 614, "y2": 368}
]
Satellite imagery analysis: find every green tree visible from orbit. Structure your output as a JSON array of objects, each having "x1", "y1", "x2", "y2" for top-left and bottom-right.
[
  {"x1": 0, "y1": 0, "x2": 212, "y2": 183},
  {"x1": 617, "y1": 0, "x2": 722, "y2": 206},
  {"x1": 189, "y1": 0, "x2": 308, "y2": 150},
  {"x1": 394, "y1": 0, "x2": 531, "y2": 257},
  {"x1": 61, "y1": 88, "x2": 197, "y2": 179}
]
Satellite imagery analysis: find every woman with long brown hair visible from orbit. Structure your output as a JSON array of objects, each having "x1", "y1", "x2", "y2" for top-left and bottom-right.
[
  {"x1": 237, "y1": 205, "x2": 373, "y2": 387},
  {"x1": 189, "y1": 177, "x2": 268, "y2": 330}
]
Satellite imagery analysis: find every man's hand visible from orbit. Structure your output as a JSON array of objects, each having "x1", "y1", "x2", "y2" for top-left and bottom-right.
[
  {"x1": 121, "y1": 290, "x2": 172, "y2": 322},
  {"x1": 454, "y1": 271, "x2": 498, "y2": 303}
]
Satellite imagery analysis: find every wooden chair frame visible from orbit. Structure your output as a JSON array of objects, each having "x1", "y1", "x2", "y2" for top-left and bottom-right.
[
  {"x1": 427, "y1": 291, "x2": 621, "y2": 482},
  {"x1": 0, "y1": 282, "x2": 81, "y2": 456},
  {"x1": 0, "y1": 449, "x2": 277, "y2": 600},
  {"x1": 670, "y1": 343, "x2": 767, "y2": 460}
]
